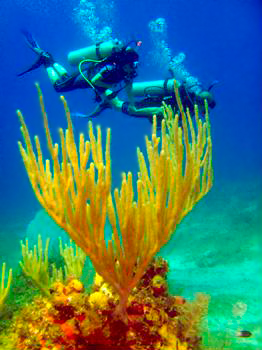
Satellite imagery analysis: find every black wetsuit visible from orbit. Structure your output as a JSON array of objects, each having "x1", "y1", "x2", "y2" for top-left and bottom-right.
[
  {"x1": 134, "y1": 84, "x2": 215, "y2": 117},
  {"x1": 53, "y1": 60, "x2": 136, "y2": 93}
]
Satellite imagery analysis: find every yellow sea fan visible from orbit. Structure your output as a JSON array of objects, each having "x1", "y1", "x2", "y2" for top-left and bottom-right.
[{"x1": 17, "y1": 82, "x2": 212, "y2": 319}]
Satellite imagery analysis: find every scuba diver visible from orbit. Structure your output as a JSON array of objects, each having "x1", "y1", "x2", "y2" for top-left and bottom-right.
[
  {"x1": 18, "y1": 30, "x2": 216, "y2": 122},
  {"x1": 18, "y1": 30, "x2": 143, "y2": 116},
  {"x1": 102, "y1": 77, "x2": 216, "y2": 125}
]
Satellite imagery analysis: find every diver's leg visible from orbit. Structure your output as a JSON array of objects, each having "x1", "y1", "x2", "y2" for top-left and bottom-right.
[
  {"x1": 101, "y1": 88, "x2": 164, "y2": 121},
  {"x1": 18, "y1": 30, "x2": 71, "y2": 89},
  {"x1": 46, "y1": 63, "x2": 69, "y2": 85},
  {"x1": 121, "y1": 102, "x2": 164, "y2": 127},
  {"x1": 123, "y1": 103, "x2": 163, "y2": 119},
  {"x1": 53, "y1": 69, "x2": 96, "y2": 92},
  {"x1": 106, "y1": 91, "x2": 164, "y2": 126}
]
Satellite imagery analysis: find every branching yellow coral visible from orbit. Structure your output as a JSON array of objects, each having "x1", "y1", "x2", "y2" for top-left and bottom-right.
[
  {"x1": 17, "y1": 82, "x2": 212, "y2": 319},
  {"x1": 20, "y1": 235, "x2": 63, "y2": 295},
  {"x1": 0, "y1": 262, "x2": 12, "y2": 311},
  {"x1": 59, "y1": 238, "x2": 86, "y2": 279}
]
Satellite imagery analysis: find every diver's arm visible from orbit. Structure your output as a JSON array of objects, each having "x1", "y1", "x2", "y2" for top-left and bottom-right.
[
  {"x1": 126, "y1": 104, "x2": 163, "y2": 118},
  {"x1": 91, "y1": 65, "x2": 114, "y2": 89},
  {"x1": 91, "y1": 73, "x2": 112, "y2": 89},
  {"x1": 125, "y1": 82, "x2": 135, "y2": 104},
  {"x1": 102, "y1": 90, "x2": 163, "y2": 119},
  {"x1": 102, "y1": 89, "x2": 124, "y2": 111},
  {"x1": 82, "y1": 88, "x2": 120, "y2": 119}
]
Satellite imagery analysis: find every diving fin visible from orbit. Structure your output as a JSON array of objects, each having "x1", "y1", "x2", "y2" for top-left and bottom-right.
[
  {"x1": 207, "y1": 80, "x2": 219, "y2": 91},
  {"x1": 71, "y1": 112, "x2": 89, "y2": 118},
  {"x1": 72, "y1": 101, "x2": 111, "y2": 119},
  {"x1": 17, "y1": 30, "x2": 55, "y2": 76},
  {"x1": 17, "y1": 56, "x2": 48, "y2": 76},
  {"x1": 21, "y1": 29, "x2": 42, "y2": 54}
]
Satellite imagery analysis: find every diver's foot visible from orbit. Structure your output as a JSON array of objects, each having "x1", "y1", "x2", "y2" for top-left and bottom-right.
[
  {"x1": 36, "y1": 51, "x2": 55, "y2": 68},
  {"x1": 17, "y1": 51, "x2": 55, "y2": 77},
  {"x1": 18, "y1": 30, "x2": 55, "y2": 76},
  {"x1": 196, "y1": 90, "x2": 216, "y2": 109},
  {"x1": 86, "y1": 101, "x2": 111, "y2": 118},
  {"x1": 93, "y1": 101, "x2": 111, "y2": 116},
  {"x1": 22, "y1": 29, "x2": 54, "y2": 66}
]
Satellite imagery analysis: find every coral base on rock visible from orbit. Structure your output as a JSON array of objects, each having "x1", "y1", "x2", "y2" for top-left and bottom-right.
[{"x1": 1, "y1": 258, "x2": 208, "y2": 350}]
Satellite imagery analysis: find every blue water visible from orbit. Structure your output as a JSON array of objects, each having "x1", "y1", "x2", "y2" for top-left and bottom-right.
[
  {"x1": 0, "y1": 0, "x2": 261, "y2": 223},
  {"x1": 0, "y1": 0, "x2": 261, "y2": 346}
]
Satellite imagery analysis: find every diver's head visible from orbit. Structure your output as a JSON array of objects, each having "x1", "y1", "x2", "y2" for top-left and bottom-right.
[
  {"x1": 196, "y1": 90, "x2": 216, "y2": 109},
  {"x1": 120, "y1": 49, "x2": 139, "y2": 79}
]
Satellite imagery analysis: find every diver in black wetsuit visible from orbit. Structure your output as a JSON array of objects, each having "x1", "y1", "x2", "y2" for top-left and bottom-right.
[
  {"x1": 18, "y1": 30, "x2": 141, "y2": 116},
  {"x1": 131, "y1": 82, "x2": 216, "y2": 117}
]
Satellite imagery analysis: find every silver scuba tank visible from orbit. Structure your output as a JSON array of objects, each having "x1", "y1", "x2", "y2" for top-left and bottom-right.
[
  {"x1": 129, "y1": 79, "x2": 179, "y2": 98},
  {"x1": 67, "y1": 39, "x2": 123, "y2": 65}
]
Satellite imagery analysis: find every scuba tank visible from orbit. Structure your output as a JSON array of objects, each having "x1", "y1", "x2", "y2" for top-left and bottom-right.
[
  {"x1": 68, "y1": 39, "x2": 123, "y2": 65},
  {"x1": 129, "y1": 79, "x2": 179, "y2": 98}
]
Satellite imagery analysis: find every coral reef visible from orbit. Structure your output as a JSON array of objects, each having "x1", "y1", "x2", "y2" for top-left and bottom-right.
[
  {"x1": 4, "y1": 81, "x2": 214, "y2": 347},
  {"x1": 1, "y1": 258, "x2": 208, "y2": 349}
]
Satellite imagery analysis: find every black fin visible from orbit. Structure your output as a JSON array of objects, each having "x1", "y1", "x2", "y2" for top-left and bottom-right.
[{"x1": 21, "y1": 29, "x2": 41, "y2": 51}]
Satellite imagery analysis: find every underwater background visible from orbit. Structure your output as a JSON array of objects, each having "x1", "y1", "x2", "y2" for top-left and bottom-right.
[{"x1": 0, "y1": 0, "x2": 261, "y2": 348}]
